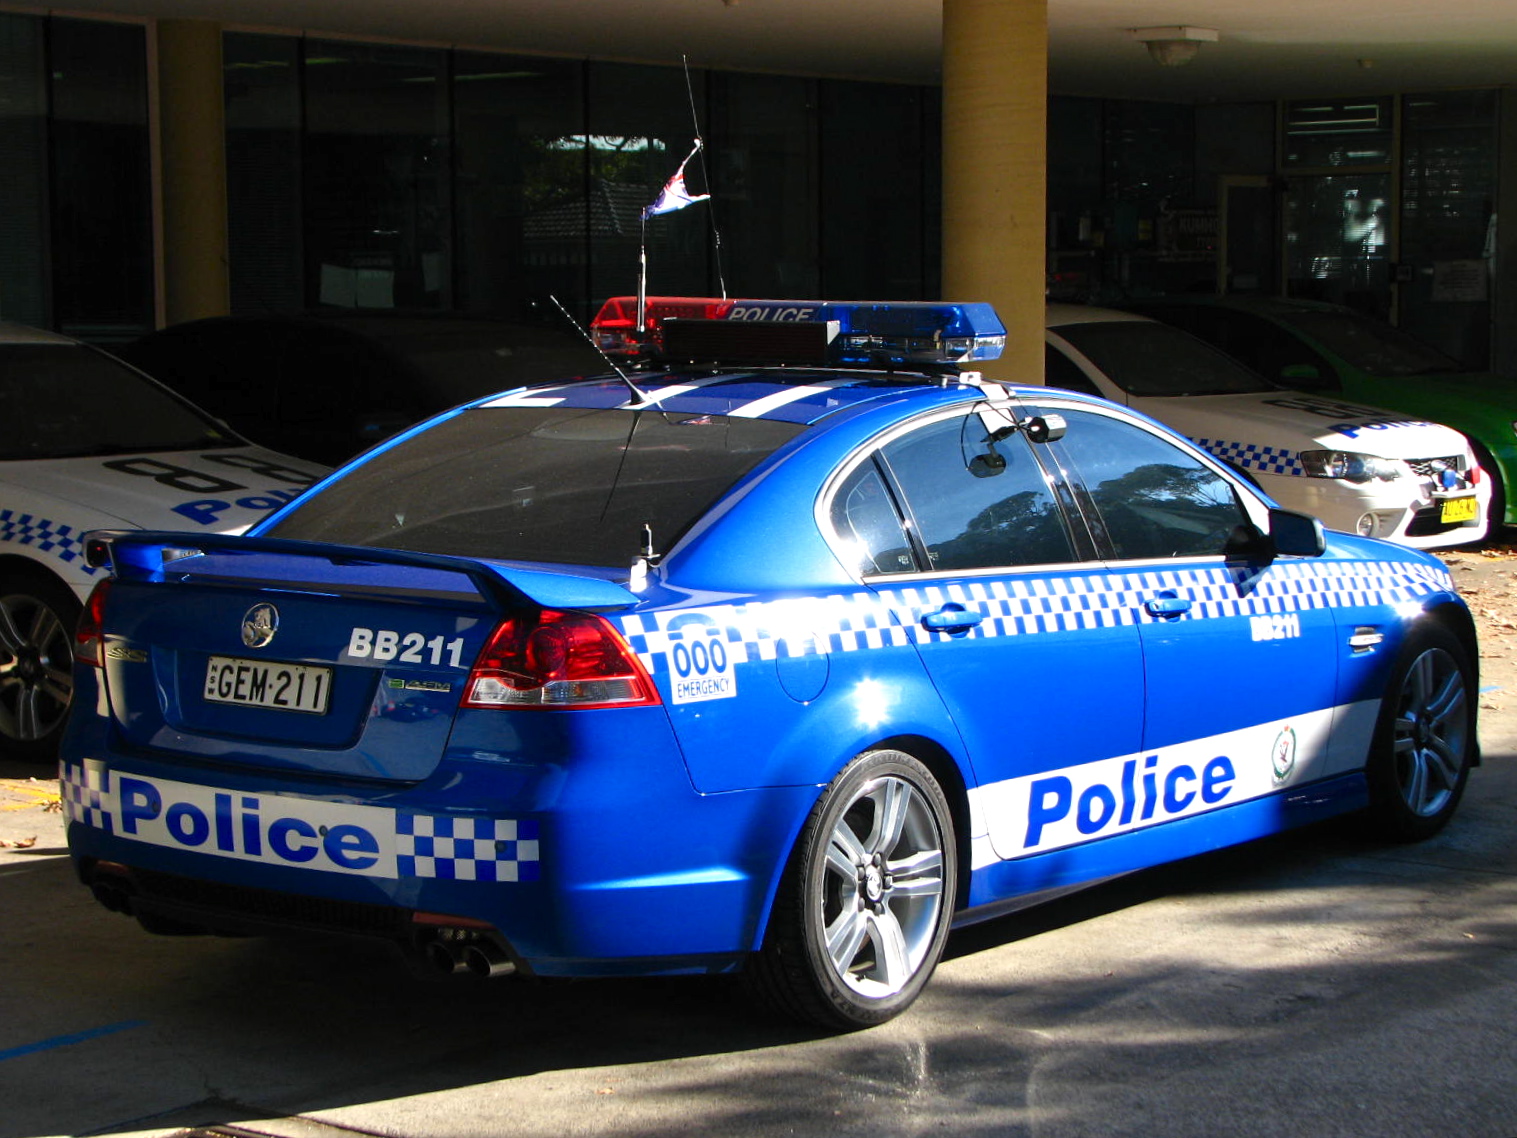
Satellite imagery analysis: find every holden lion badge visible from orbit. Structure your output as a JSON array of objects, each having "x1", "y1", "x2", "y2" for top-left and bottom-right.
[{"x1": 241, "y1": 603, "x2": 280, "y2": 649}]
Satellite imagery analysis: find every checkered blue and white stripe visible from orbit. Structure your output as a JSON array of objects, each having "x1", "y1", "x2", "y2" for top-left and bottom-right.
[
  {"x1": 0, "y1": 509, "x2": 98, "y2": 574},
  {"x1": 60, "y1": 762, "x2": 114, "y2": 833},
  {"x1": 397, "y1": 814, "x2": 541, "y2": 882},
  {"x1": 617, "y1": 558, "x2": 1454, "y2": 676},
  {"x1": 58, "y1": 762, "x2": 541, "y2": 883},
  {"x1": 1193, "y1": 439, "x2": 1304, "y2": 477}
]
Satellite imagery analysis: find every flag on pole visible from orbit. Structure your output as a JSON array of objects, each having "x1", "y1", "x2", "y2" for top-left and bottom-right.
[{"x1": 642, "y1": 140, "x2": 710, "y2": 220}]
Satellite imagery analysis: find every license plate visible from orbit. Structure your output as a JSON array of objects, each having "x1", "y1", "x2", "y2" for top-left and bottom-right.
[
  {"x1": 204, "y1": 656, "x2": 332, "y2": 714},
  {"x1": 1439, "y1": 495, "x2": 1479, "y2": 525}
]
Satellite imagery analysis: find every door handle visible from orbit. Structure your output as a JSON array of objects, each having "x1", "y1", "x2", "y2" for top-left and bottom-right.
[
  {"x1": 922, "y1": 604, "x2": 984, "y2": 633},
  {"x1": 1144, "y1": 591, "x2": 1192, "y2": 618}
]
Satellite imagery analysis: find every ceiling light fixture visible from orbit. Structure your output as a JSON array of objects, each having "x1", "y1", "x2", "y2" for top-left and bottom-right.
[{"x1": 1128, "y1": 26, "x2": 1219, "y2": 67}]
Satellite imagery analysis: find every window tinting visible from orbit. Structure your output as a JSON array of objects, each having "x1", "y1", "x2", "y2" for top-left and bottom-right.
[
  {"x1": 879, "y1": 413, "x2": 1073, "y2": 571},
  {"x1": 1277, "y1": 309, "x2": 1460, "y2": 377},
  {"x1": 1052, "y1": 321, "x2": 1278, "y2": 397},
  {"x1": 264, "y1": 405, "x2": 805, "y2": 567},
  {"x1": 0, "y1": 345, "x2": 233, "y2": 460},
  {"x1": 1049, "y1": 407, "x2": 1249, "y2": 561},
  {"x1": 1043, "y1": 342, "x2": 1103, "y2": 396},
  {"x1": 1138, "y1": 306, "x2": 1339, "y2": 392},
  {"x1": 830, "y1": 460, "x2": 914, "y2": 575}
]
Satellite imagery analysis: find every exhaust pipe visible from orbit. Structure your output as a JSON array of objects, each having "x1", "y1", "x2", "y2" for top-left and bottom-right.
[
  {"x1": 462, "y1": 940, "x2": 516, "y2": 979},
  {"x1": 90, "y1": 880, "x2": 133, "y2": 915},
  {"x1": 425, "y1": 938, "x2": 471, "y2": 975}
]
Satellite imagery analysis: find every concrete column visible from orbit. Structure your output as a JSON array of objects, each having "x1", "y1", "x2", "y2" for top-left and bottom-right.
[
  {"x1": 941, "y1": 0, "x2": 1047, "y2": 383},
  {"x1": 156, "y1": 19, "x2": 230, "y2": 327}
]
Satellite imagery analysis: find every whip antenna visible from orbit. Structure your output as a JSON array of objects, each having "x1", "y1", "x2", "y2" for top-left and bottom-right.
[
  {"x1": 683, "y1": 55, "x2": 727, "y2": 300},
  {"x1": 548, "y1": 295, "x2": 650, "y2": 406}
]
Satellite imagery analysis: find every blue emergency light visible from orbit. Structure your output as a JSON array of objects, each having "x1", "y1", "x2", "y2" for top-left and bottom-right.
[{"x1": 590, "y1": 296, "x2": 1006, "y2": 370}]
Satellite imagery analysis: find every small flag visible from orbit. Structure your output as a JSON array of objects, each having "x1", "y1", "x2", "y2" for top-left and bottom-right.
[{"x1": 642, "y1": 141, "x2": 710, "y2": 220}]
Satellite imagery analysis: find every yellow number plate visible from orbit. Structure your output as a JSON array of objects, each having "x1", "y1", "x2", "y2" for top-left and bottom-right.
[{"x1": 1439, "y1": 495, "x2": 1479, "y2": 524}]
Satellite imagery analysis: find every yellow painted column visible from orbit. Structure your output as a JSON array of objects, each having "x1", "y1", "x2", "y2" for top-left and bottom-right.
[
  {"x1": 156, "y1": 19, "x2": 230, "y2": 327},
  {"x1": 942, "y1": 0, "x2": 1047, "y2": 383}
]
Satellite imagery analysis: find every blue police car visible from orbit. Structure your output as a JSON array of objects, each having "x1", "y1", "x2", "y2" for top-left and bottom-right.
[{"x1": 61, "y1": 299, "x2": 1478, "y2": 1029}]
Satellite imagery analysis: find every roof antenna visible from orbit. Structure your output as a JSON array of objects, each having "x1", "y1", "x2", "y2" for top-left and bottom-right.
[
  {"x1": 683, "y1": 55, "x2": 727, "y2": 301},
  {"x1": 549, "y1": 294, "x2": 651, "y2": 406}
]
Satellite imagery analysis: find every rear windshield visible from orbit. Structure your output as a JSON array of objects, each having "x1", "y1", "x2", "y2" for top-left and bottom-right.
[
  {"x1": 264, "y1": 405, "x2": 807, "y2": 567},
  {"x1": 1276, "y1": 309, "x2": 1461, "y2": 377},
  {"x1": 0, "y1": 343, "x2": 235, "y2": 460},
  {"x1": 1054, "y1": 320, "x2": 1279, "y2": 397}
]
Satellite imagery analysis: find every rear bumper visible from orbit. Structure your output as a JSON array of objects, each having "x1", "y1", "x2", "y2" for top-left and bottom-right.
[{"x1": 61, "y1": 740, "x2": 818, "y2": 977}]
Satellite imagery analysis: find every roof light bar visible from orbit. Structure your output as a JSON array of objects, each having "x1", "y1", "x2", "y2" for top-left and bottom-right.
[{"x1": 589, "y1": 296, "x2": 1006, "y2": 369}]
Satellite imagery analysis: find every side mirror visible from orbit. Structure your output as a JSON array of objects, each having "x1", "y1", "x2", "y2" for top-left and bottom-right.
[
  {"x1": 1223, "y1": 508, "x2": 1325, "y2": 561},
  {"x1": 1269, "y1": 507, "x2": 1326, "y2": 557}
]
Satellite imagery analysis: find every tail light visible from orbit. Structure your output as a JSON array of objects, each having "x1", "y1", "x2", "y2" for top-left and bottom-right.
[
  {"x1": 75, "y1": 579, "x2": 112, "y2": 668},
  {"x1": 463, "y1": 609, "x2": 660, "y2": 710}
]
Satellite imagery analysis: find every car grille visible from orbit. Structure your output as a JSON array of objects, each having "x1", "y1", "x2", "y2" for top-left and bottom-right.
[
  {"x1": 1408, "y1": 456, "x2": 1465, "y2": 478},
  {"x1": 128, "y1": 866, "x2": 412, "y2": 938}
]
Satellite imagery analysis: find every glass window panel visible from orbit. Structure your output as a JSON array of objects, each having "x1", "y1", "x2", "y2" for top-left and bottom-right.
[
  {"x1": 0, "y1": 343, "x2": 233, "y2": 459},
  {"x1": 1043, "y1": 342, "x2": 1102, "y2": 396},
  {"x1": 829, "y1": 459, "x2": 915, "y2": 575},
  {"x1": 303, "y1": 39, "x2": 451, "y2": 311},
  {"x1": 454, "y1": 53, "x2": 584, "y2": 319},
  {"x1": 49, "y1": 17, "x2": 152, "y2": 339},
  {"x1": 0, "y1": 14, "x2": 46, "y2": 327},
  {"x1": 1284, "y1": 97, "x2": 1393, "y2": 168},
  {"x1": 819, "y1": 80, "x2": 928, "y2": 298},
  {"x1": 1049, "y1": 407, "x2": 1249, "y2": 561},
  {"x1": 1053, "y1": 321, "x2": 1276, "y2": 396},
  {"x1": 266, "y1": 406, "x2": 804, "y2": 567},
  {"x1": 882, "y1": 414, "x2": 1074, "y2": 571},
  {"x1": 1285, "y1": 172, "x2": 1392, "y2": 318},
  {"x1": 225, "y1": 33, "x2": 303, "y2": 314},
  {"x1": 708, "y1": 71, "x2": 819, "y2": 298},
  {"x1": 1398, "y1": 89, "x2": 1498, "y2": 367}
]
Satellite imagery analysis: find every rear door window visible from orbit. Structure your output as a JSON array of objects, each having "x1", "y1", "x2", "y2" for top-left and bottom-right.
[{"x1": 877, "y1": 411, "x2": 1076, "y2": 570}]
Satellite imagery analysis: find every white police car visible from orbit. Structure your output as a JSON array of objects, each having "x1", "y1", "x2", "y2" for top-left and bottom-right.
[
  {"x1": 1044, "y1": 305, "x2": 1488, "y2": 549},
  {"x1": 1, "y1": 322, "x2": 326, "y2": 758},
  {"x1": 63, "y1": 300, "x2": 1477, "y2": 1029}
]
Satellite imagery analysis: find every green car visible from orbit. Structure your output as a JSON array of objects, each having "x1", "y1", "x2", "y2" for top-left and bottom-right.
[{"x1": 1124, "y1": 295, "x2": 1517, "y2": 529}]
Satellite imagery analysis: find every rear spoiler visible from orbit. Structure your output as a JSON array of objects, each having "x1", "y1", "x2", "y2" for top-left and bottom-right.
[{"x1": 83, "y1": 530, "x2": 641, "y2": 612}]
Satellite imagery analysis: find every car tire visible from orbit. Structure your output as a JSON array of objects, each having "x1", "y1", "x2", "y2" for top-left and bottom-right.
[
  {"x1": 1363, "y1": 621, "x2": 1476, "y2": 842},
  {"x1": 745, "y1": 749, "x2": 956, "y2": 1030},
  {"x1": 0, "y1": 568, "x2": 80, "y2": 762}
]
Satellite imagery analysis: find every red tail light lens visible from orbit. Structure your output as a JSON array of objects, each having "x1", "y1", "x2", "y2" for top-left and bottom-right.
[
  {"x1": 463, "y1": 609, "x2": 660, "y2": 710},
  {"x1": 75, "y1": 579, "x2": 112, "y2": 668}
]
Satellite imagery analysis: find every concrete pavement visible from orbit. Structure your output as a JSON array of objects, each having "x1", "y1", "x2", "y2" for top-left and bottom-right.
[{"x1": 3, "y1": 558, "x2": 1517, "y2": 1138}]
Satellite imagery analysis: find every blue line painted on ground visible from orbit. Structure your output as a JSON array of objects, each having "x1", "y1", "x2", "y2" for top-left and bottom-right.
[
  {"x1": 0, "y1": 1019, "x2": 147, "y2": 1062},
  {"x1": 1482, "y1": 685, "x2": 1502, "y2": 693}
]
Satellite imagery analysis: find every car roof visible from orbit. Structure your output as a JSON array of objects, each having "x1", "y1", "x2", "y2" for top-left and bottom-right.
[
  {"x1": 473, "y1": 369, "x2": 996, "y2": 427},
  {"x1": 0, "y1": 321, "x2": 82, "y2": 346},
  {"x1": 1044, "y1": 303, "x2": 1152, "y2": 329},
  {"x1": 1125, "y1": 295, "x2": 1348, "y2": 318}
]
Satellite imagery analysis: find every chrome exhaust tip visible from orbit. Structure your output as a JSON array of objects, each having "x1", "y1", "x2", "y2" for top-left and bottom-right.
[
  {"x1": 425, "y1": 938, "x2": 471, "y2": 975},
  {"x1": 462, "y1": 940, "x2": 516, "y2": 979}
]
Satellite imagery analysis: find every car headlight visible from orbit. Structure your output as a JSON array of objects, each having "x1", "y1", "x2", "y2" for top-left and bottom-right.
[{"x1": 1298, "y1": 450, "x2": 1403, "y2": 482}]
